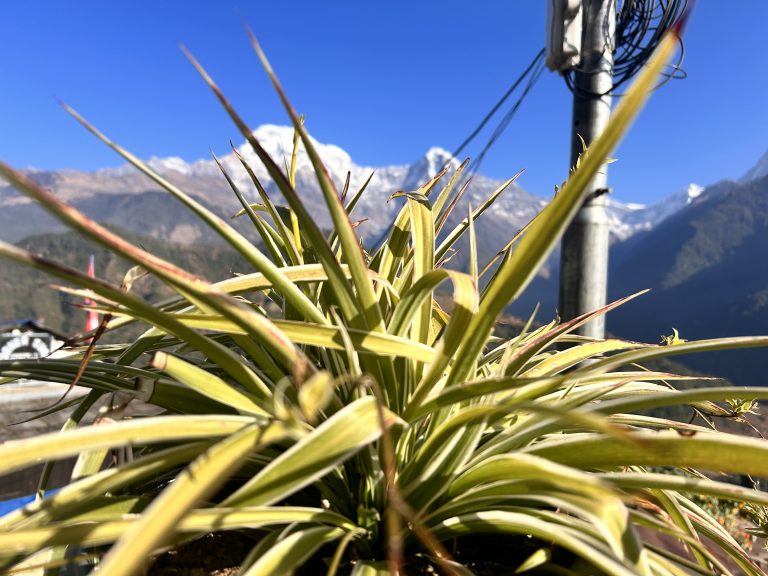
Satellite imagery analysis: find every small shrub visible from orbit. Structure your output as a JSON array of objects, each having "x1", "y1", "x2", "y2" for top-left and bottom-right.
[{"x1": 1, "y1": 24, "x2": 768, "y2": 576}]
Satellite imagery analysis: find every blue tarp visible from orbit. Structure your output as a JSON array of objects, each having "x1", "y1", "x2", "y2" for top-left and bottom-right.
[
  {"x1": 0, "y1": 494, "x2": 36, "y2": 515},
  {"x1": 0, "y1": 489, "x2": 60, "y2": 515}
]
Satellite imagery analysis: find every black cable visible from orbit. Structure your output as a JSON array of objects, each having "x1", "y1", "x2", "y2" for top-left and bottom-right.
[
  {"x1": 444, "y1": 1, "x2": 685, "y2": 186},
  {"x1": 565, "y1": 0, "x2": 687, "y2": 96},
  {"x1": 465, "y1": 55, "x2": 546, "y2": 179},
  {"x1": 450, "y1": 49, "x2": 545, "y2": 161}
]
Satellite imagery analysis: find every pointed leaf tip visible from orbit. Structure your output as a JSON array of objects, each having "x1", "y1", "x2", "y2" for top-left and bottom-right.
[{"x1": 672, "y1": 1, "x2": 695, "y2": 37}]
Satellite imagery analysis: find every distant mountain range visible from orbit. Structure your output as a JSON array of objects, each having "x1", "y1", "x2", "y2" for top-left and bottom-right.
[
  {"x1": 0, "y1": 124, "x2": 694, "y2": 246},
  {"x1": 608, "y1": 169, "x2": 768, "y2": 386},
  {"x1": 0, "y1": 226, "x2": 248, "y2": 338},
  {"x1": 0, "y1": 123, "x2": 703, "y2": 315},
  {"x1": 2, "y1": 124, "x2": 767, "y2": 385}
]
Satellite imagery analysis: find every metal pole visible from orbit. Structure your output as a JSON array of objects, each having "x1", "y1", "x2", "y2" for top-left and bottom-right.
[{"x1": 558, "y1": 0, "x2": 615, "y2": 338}]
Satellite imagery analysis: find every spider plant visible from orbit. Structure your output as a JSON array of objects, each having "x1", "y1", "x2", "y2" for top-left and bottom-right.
[{"x1": 1, "y1": 21, "x2": 768, "y2": 576}]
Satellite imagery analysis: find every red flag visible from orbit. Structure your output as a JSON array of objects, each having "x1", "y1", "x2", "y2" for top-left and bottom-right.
[{"x1": 84, "y1": 254, "x2": 99, "y2": 334}]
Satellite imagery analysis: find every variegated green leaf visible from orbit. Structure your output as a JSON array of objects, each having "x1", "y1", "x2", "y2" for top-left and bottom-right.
[
  {"x1": 95, "y1": 421, "x2": 291, "y2": 576},
  {"x1": 522, "y1": 339, "x2": 646, "y2": 377},
  {"x1": 224, "y1": 397, "x2": 401, "y2": 506},
  {"x1": 0, "y1": 507, "x2": 356, "y2": 558},
  {"x1": 240, "y1": 526, "x2": 345, "y2": 575},
  {"x1": 0, "y1": 415, "x2": 256, "y2": 477},
  {"x1": 446, "y1": 26, "x2": 685, "y2": 389},
  {"x1": 152, "y1": 351, "x2": 268, "y2": 416},
  {"x1": 164, "y1": 314, "x2": 436, "y2": 363},
  {"x1": 528, "y1": 430, "x2": 768, "y2": 478}
]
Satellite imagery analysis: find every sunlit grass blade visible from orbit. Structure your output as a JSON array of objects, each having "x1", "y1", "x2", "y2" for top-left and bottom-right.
[
  {"x1": 522, "y1": 339, "x2": 647, "y2": 377},
  {"x1": 591, "y1": 385, "x2": 768, "y2": 416},
  {"x1": 102, "y1": 263, "x2": 346, "y2": 333},
  {"x1": 467, "y1": 204, "x2": 478, "y2": 282},
  {"x1": 446, "y1": 27, "x2": 683, "y2": 389},
  {"x1": 603, "y1": 471, "x2": 768, "y2": 508},
  {"x1": 212, "y1": 151, "x2": 287, "y2": 266},
  {"x1": 403, "y1": 271, "x2": 478, "y2": 419},
  {"x1": 240, "y1": 526, "x2": 345, "y2": 575},
  {"x1": 62, "y1": 104, "x2": 316, "y2": 318},
  {"x1": 656, "y1": 494, "x2": 762, "y2": 575},
  {"x1": 95, "y1": 421, "x2": 290, "y2": 576},
  {"x1": 411, "y1": 375, "x2": 564, "y2": 419},
  {"x1": 326, "y1": 308, "x2": 363, "y2": 380},
  {"x1": 223, "y1": 397, "x2": 400, "y2": 506},
  {"x1": 0, "y1": 442, "x2": 212, "y2": 530},
  {"x1": 402, "y1": 399, "x2": 640, "y2": 509},
  {"x1": 373, "y1": 169, "x2": 448, "y2": 284},
  {"x1": 434, "y1": 178, "x2": 470, "y2": 237},
  {"x1": 181, "y1": 47, "x2": 361, "y2": 325},
  {"x1": 163, "y1": 314, "x2": 436, "y2": 363},
  {"x1": 502, "y1": 290, "x2": 649, "y2": 377},
  {"x1": 0, "y1": 507, "x2": 356, "y2": 559},
  {"x1": 349, "y1": 561, "x2": 391, "y2": 576},
  {"x1": 581, "y1": 335, "x2": 768, "y2": 378},
  {"x1": 399, "y1": 418, "x2": 486, "y2": 511},
  {"x1": 267, "y1": 71, "x2": 387, "y2": 332},
  {"x1": 431, "y1": 158, "x2": 469, "y2": 231},
  {"x1": 0, "y1": 161, "x2": 197, "y2": 288},
  {"x1": 288, "y1": 117, "x2": 305, "y2": 261},
  {"x1": 445, "y1": 454, "x2": 628, "y2": 545},
  {"x1": 151, "y1": 351, "x2": 268, "y2": 416},
  {"x1": 0, "y1": 415, "x2": 257, "y2": 478},
  {"x1": 396, "y1": 192, "x2": 434, "y2": 345},
  {"x1": 649, "y1": 487, "x2": 711, "y2": 571},
  {"x1": 343, "y1": 170, "x2": 374, "y2": 216},
  {"x1": 528, "y1": 429, "x2": 768, "y2": 478},
  {"x1": 230, "y1": 144, "x2": 302, "y2": 265},
  {"x1": 479, "y1": 218, "x2": 532, "y2": 280},
  {"x1": 434, "y1": 172, "x2": 522, "y2": 261}
]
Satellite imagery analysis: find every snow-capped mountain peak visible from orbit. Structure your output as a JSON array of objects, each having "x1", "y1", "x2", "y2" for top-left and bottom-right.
[
  {"x1": 244, "y1": 124, "x2": 354, "y2": 175},
  {"x1": 424, "y1": 147, "x2": 460, "y2": 174},
  {"x1": 146, "y1": 156, "x2": 193, "y2": 175},
  {"x1": 24, "y1": 124, "x2": 697, "y2": 248},
  {"x1": 686, "y1": 183, "x2": 704, "y2": 202},
  {"x1": 604, "y1": 182, "x2": 705, "y2": 241},
  {"x1": 402, "y1": 147, "x2": 460, "y2": 191}
]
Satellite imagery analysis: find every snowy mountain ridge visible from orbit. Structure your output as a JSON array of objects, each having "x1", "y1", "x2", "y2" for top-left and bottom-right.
[
  {"x1": 1, "y1": 124, "x2": 721, "y2": 248},
  {"x1": 101, "y1": 124, "x2": 701, "y2": 242}
]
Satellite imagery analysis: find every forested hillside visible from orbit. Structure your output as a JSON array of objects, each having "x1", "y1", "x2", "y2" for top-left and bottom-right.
[{"x1": 0, "y1": 227, "x2": 249, "y2": 337}]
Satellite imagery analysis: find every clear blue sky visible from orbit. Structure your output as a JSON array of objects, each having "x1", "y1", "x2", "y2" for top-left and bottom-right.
[{"x1": 1, "y1": 1, "x2": 766, "y2": 204}]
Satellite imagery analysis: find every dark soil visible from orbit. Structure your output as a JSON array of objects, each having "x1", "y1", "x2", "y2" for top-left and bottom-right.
[
  {"x1": 148, "y1": 532, "x2": 256, "y2": 576},
  {"x1": 450, "y1": 535, "x2": 576, "y2": 575}
]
